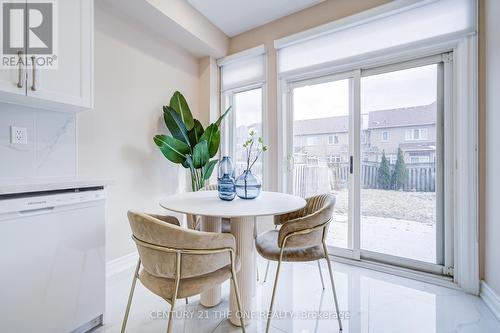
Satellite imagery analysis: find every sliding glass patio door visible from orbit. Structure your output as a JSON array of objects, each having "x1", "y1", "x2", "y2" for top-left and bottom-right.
[
  {"x1": 286, "y1": 73, "x2": 355, "y2": 254},
  {"x1": 283, "y1": 54, "x2": 452, "y2": 275}
]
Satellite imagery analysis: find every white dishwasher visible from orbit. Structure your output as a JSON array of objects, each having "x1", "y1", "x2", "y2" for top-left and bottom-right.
[{"x1": 0, "y1": 187, "x2": 105, "y2": 333}]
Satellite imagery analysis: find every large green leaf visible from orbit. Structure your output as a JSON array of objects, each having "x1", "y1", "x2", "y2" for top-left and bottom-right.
[
  {"x1": 203, "y1": 159, "x2": 218, "y2": 181},
  {"x1": 188, "y1": 119, "x2": 204, "y2": 147},
  {"x1": 199, "y1": 124, "x2": 220, "y2": 158},
  {"x1": 169, "y1": 91, "x2": 194, "y2": 130},
  {"x1": 192, "y1": 140, "x2": 209, "y2": 169},
  {"x1": 163, "y1": 106, "x2": 191, "y2": 148},
  {"x1": 153, "y1": 135, "x2": 190, "y2": 164},
  {"x1": 215, "y1": 106, "x2": 232, "y2": 128}
]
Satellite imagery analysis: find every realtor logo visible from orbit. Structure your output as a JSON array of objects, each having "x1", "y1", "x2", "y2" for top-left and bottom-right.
[{"x1": 1, "y1": 0, "x2": 57, "y2": 68}]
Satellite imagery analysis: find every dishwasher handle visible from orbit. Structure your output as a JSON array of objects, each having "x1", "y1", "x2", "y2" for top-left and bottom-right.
[{"x1": 19, "y1": 206, "x2": 55, "y2": 215}]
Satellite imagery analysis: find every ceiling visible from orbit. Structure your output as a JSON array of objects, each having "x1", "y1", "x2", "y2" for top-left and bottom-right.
[{"x1": 187, "y1": 0, "x2": 325, "y2": 37}]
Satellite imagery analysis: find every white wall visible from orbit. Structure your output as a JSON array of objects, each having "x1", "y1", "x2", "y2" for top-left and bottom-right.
[
  {"x1": 0, "y1": 104, "x2": 76, "y2": 182},
  {"x1": 78, "y1": 4, "x2": 200, "y2": 261},
  {"x1": 483, "y1": 0, "x2": 500, "y2": 296}
]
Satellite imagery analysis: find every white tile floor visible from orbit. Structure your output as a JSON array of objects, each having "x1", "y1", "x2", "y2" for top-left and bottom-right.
[{"x1": 96, "y1": 258, "x2": 500, "y2": 333}]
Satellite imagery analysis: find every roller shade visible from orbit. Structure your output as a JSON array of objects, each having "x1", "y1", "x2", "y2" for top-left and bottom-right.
[
  {"x1": 276, "y1": 0, "x2": 476, "y2": 75},
  {"x1": 218, "y1": 45, "x2": 266, "y2": 91}
]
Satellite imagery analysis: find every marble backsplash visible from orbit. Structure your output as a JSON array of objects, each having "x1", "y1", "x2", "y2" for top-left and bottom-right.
[{"x1": 0, "y1": 103, "x2": 76, "y2": 182}]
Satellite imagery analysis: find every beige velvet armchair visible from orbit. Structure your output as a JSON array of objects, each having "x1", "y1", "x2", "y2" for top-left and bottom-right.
[
  {"x1": 122, "y1": 211, "x2": 245, "y2": 333},
  {"x1": 255, "y1": 194, "x2": 342, "y2": 332}
]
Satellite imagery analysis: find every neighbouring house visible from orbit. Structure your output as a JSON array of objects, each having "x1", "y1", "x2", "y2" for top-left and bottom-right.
[{"x1": 292, "y1": 102, "x2": 437, "y2": 166}]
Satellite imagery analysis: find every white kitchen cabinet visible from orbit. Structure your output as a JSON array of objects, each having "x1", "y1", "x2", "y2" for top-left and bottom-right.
[
  {"x1": 0, "y1": 53, "x2": 26, "y2": 96},
  {"x1": 0, "y1": 0, "x2": 94, "y2": 112}
]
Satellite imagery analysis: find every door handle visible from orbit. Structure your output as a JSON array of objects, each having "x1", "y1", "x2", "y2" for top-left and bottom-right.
[
  {"x1": 30, "y1": 56, "x2": 37, "y2": 91},
  {"x1": 350, "y1": 156, "x2": 353, "y2": 174},
  {"x1": 17, "y1": 51, "x2": 24, "y2": 89}
]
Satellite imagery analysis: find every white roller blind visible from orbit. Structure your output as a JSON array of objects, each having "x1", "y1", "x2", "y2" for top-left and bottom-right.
[
  {"x1": 218, "y1": 45, "x2": 266, "y2": 91},
  {"x1": 276, "y1": 0, "x2": 476, "y2": 75}
]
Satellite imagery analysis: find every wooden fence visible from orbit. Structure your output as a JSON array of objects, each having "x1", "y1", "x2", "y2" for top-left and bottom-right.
[{"x1": 294, "y1": 161, "x2": 436, "y2": 195}]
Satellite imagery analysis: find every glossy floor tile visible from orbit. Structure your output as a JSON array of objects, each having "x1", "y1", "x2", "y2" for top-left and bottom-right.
[{"x1": 96, "y1": 258, "x2": 500, "y2": 333}]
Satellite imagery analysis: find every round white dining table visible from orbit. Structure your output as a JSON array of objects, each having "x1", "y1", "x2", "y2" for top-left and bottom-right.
[{"x1": 159, "y1": 190, "x2": 306, "y2": 326}]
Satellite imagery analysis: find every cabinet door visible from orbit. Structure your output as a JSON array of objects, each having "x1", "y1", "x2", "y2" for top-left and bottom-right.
[
  {"x1": 27, "y1": 0, "x2": 93, "y2": 108},
  {"x1": 0, "y1": 58, "x2": 26, "y2": 96}
]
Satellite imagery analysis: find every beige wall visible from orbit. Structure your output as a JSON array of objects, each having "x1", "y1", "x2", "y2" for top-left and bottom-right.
[
  {"x1": 228, "y1": 0, "x2": 390, "y2": 191},
  {"x1": 480, "y1": 0, "x2": 500, "y2": 295},
  {"x1": 78, "y1": 4, "x2": 200, "y2": 261}
]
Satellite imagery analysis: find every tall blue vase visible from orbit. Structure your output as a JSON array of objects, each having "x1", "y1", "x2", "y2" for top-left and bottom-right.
[
  {"x1": 235, "y1": 170, "x2": 261, "y2": 199},
  {"x1": 217, "y1": 156, "x2": 236, "y2": 201}
]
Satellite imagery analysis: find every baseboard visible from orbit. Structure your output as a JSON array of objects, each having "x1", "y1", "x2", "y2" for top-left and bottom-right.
[
  {"x1": 106, "y1": 251, "x2": 138, "y2": 279},
  {"x1": 480, "y1": 281, "x2": 500, "y2": 321}
]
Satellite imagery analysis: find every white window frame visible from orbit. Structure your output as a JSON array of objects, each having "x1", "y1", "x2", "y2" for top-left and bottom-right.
[
  {"x1": 277, "y1": 37, "x2": 479, "y2": 294},
  {"x1": 221, "y1": 84, "x2": 267, "y2": 188},
  {"x1": 218, "y1": 45, "x2": 269, "y2": 189},
  {"x1": 406, "y1": 128, "x2": 428, "y2": 141},
  {"x1": 381, "y1": 131, "x2": 389, "y2": 142}
]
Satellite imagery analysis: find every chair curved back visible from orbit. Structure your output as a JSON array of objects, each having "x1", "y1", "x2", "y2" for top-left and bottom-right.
[
  {"x1": 186, "y1": 184, "x2": 218, "y2": 230},
  {"x1": 128, "y1": 211, "x2": 235, "y2": 279},
  {"x1": 277, "y1": 194, "x2": 336, "y2": 248}
]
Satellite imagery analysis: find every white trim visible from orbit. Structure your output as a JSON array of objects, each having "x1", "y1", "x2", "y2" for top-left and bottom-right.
[
  {"x1": 453, "y1": 35, "x2": 479, "y2": 294},
  {"x1": 106, "y1": 252, "x2": 138, "y2": 279},
  {"x1": 331, "y1": 254, "x2": 458, "y2": 290},
  {"x1": 480, "y1": 281, "x2": 500, "y2": 321},
  {"x1": 274, "y1": 0, "x2": 436, "y2": 49},
  {"x1": 216, "y1": 45, "x2": 266, "y2": 66},
  {"x1": 277, "y1": 36, "x2": 479, "y2": 292}
]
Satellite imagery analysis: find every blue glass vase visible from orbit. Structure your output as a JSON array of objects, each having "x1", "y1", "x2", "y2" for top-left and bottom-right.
[
  {"x1": 235, "y1": 170, "x2": 261, "y2": 199},
  {"x1": 217, "y1": 156, "x2": 236, "y2": 201}
]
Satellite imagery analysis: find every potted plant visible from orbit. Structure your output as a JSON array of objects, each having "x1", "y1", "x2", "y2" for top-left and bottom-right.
[
  {"x1": 153, "y1": 91, "x2": 230, "y2": 192},
  {"x1": 235, "y1": 129, "x2": 268, "y2": 199}
]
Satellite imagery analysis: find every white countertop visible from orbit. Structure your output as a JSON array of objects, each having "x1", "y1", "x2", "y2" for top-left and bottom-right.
[{"x1": 0, "y1": 178, "x2": 112, "y2": 195}]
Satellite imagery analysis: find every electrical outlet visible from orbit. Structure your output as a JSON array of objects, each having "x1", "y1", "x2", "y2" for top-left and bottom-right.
[{"x1": 10, "y1": 126, "x2": 28, "y2": 145}]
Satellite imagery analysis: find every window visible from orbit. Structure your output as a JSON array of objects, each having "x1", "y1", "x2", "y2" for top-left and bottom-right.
[
  {"x1": 328, "y1": 135, "x2": 340, "y2": 145},
  {"x1": 406, "y1": 128, "x2": 428, "y2": 141},
  {"x1": 329, "y1": 155, "x2": 341, "y2": 163},
  {"x1": 285, "y1": 57, "x2": 449, "y2": 275},
  {"x1": 409, "y1": 154, "x2": 431, "y2": 164},
  {"x1": 219, "y1": 45, "x2": 266, "y2": 184},
  {"x1": 231, "y1": 88, "x2": 263, "y2": 180},
  {"x1": 306, "y1": 136, "x2": 319, "y2": 146},
  {"x1": 381, "y1": 131, "x2": 389, "y2": 142}
]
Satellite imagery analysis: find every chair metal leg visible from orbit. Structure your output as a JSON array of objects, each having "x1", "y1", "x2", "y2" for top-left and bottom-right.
[
  {"x1": 263, "y1": 225, "x2": 278, "y2": 283},
  {"x1": 317, "y1": 260, "x2": 325, "y2": 290},
  {"x1": 167, "y1": 252, "x2": 181, "y2": 333},
  {"x1": 322, "y1": 242, "x2": 342, "y2": 331},
  {"x1": 263, "y1": 261, "x2": 271, "y2": 283},
  {"x1": 230, "y1": 252, "x2": 246, "y2": 332},
  {"x1": 121, "y1": 259, "x2": 141, "y2": 333},
  {"x1": 265, "y1": 251, "x2": 283, "y2": 333},
  {"x1": 185, "y1": 297, "x2": 189, "y2": 305}
]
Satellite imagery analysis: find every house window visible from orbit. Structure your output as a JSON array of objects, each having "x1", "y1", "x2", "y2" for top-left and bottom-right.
[
  {"x1": 409, "y1": 154, "x2": 431, "y2": 164},
  {"x1": 329, "y1": 155, "x2": 341, "y2": 163},
  {"x1": 381, "y1": 131, "x2": 389, "y2": 141},
  {"x1": 405, "y1": 128, "x2": 428, "y2": 141},
  {"x1": 387, "y1": 154, "x2": 397, "y2": 164},
  {"x1": 328, "y1": 135, "x2": 340, "y2": 145},
  {"x1": 307, "y1": 136, "x2": 319, "y2": 145}
]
